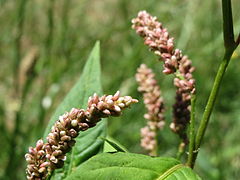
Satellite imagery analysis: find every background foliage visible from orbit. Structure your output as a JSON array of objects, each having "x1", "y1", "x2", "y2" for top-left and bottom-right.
[{"x1": 0, "y1": 0, "x2": 239, "y2": 179}]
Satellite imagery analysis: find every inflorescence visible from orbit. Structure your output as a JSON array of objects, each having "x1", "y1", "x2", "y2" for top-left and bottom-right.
[
  {"x1": 25, "y1": 91, "x2": 138, "y2": 180},
  {"x1": 136, "y1": 64, "x2": 165, "y2": 155},
  {"x1": 132, "y1": 11, "x2": 195, "y2": 144}
]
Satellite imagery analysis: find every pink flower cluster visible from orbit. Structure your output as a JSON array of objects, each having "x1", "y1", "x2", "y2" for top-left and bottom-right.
[
  {"x1": 174, "y1": 56, "x2": 195, "y2": 101},
  {"x1": 171, "y1": 57, "x2": 195, "y2": 142},
  {"x1": 132, "y1": 10, "x2": 178, "y2": 75},
  {"x1": 25, "y1": 92, "x2": 138, "y2": 180},
  {"x1": 140, "y1": 126, "x2": 157, "y2": 153},
  {"x1": 132, "y1": 11, "x2": 196, "y2": 142},
  {"x1": 136, "y1": 64, "x2": 165, "y2": 155}
]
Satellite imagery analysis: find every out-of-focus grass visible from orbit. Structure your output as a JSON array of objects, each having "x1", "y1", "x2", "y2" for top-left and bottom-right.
[{"x1": 0, "y1": 0, "x2": 239, "y2": 179}]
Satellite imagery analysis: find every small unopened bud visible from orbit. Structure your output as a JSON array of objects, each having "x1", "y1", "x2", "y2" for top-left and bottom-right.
[
  {"x1": 38, "y1": 167, "x2": 46, "y2": 173},
  {"x1": 60, "y1": 131, "x2": 66, "y2": 136},
  {"x1": 114, "y1": 105, "x2": 121, "y2": 112},
  {"x1": 61, "y1": 135, "x2": 71, "y2": 141},
  {"x1": 112, "y1": 91, "x2": 120, "y2": 101},
  {"x1": 102, "y1": 109, "x2": 111, "y2": 115},
  {"x1": 40, "y1": 162, "x2": 50, "y2": 168},
  {"x1": 71, "y1": 120, "x2": 78, "y2": 127}
]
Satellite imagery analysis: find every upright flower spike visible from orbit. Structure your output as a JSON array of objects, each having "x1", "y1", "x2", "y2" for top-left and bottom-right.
[
  {"x1": 136, "y1": 64, "x2": 165, "y2": 155},
  {"x1": 25, "y1": 91, "x2": 138, "y2": 180},
  {"x1": 132, "y1": 11, "x2": 196, "y2": 143}
]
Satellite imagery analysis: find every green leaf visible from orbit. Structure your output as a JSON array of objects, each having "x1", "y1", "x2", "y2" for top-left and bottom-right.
[
  {"x1": 102, "y1": 136, "x2": 129, "y2": 153},
  {"x1": 65, "y1": 152, "x2": 202, "y2": 180},
  {"x1": 43, "y1": 41, "x2": 107, "y2": 179}
]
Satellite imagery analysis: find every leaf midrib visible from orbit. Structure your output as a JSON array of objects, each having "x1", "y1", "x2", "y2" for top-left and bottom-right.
[
  {"x1": 156, "y1": 164, "x2": 184, "y2": 180},
  {"x1": 89, "y1": 165, "x2": 161, "y2": 176}
]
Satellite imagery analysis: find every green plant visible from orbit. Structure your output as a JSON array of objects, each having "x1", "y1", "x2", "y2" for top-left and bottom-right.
[
  {"x1": 25, "y1": 42, "x2": 201, "y2": 180},
  {"x1": 24, "y1": 0, "x2": 240, "y2": 179},
  {"x1": 1, "y1": 0, "x2": 239, "y2": 179}
]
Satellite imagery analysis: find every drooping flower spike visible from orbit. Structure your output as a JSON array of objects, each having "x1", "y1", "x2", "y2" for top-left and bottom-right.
[{"x1": 25, "y1": 91, "x2": 138, "y2": 180}]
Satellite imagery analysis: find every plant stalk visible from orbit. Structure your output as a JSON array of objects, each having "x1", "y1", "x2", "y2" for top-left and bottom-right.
[
  {"x1": 192, "y1": 51, "x2": 233, "y2": 168},
  {"x1": 222, "y1": 0, "x2": 235, "y2": 49},
  {"x1": 189, "y1": 0, "x2": 239, "y2": 168},
  {"x1": 187, "y1": 94, "x2": 196, "y2": 167}
]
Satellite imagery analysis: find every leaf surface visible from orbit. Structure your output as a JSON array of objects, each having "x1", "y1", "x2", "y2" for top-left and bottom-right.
[{"x1": 65, "y1": 152, "x2": 201, "y2": 180}]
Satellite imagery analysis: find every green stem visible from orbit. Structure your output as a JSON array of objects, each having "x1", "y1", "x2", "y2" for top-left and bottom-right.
[
  {"x1": 189, "y1": 0, "x2": 239, "y2": 169},
  {"x1": 192, "y1": 51, "x2": 233, "y2": 167},
  {"x1": 187, "y1": 94, "x2": 196, "y2": 167},
  {"x1": 222, "y1": 0, "x2": 235, "y2": 49}
]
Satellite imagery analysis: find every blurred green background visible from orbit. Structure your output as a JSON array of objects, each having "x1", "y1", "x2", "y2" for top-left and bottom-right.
[{"x1": 0, "y1": 0, "x2": 240, "y2": 179}]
